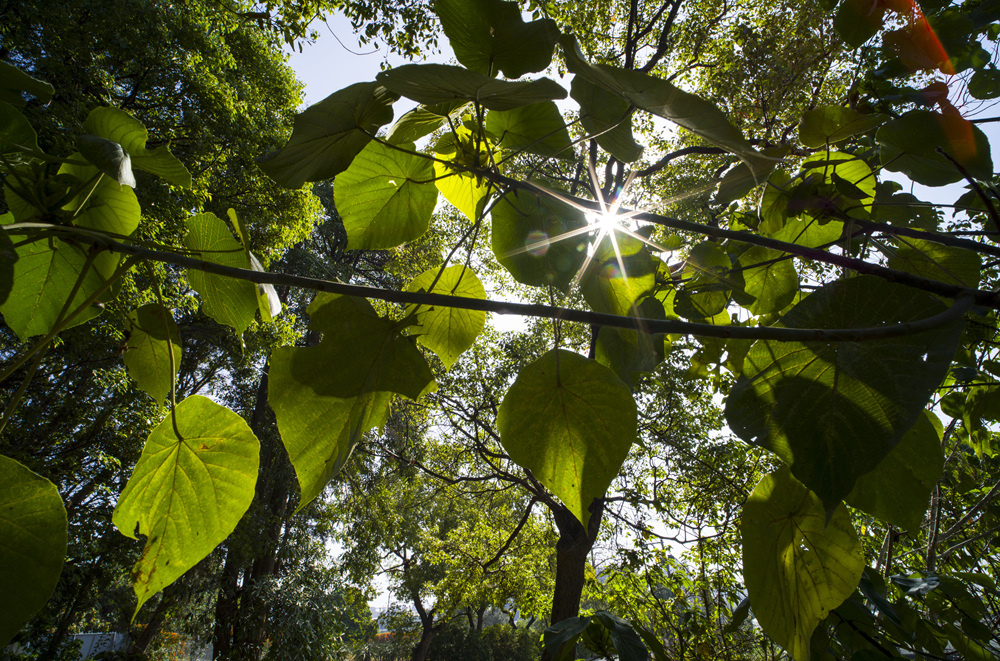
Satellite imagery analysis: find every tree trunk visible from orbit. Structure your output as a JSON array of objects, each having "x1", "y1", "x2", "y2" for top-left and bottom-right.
[
  {"x1": 549, "y1": 499, "x2": 604, "y2": 624},
  {"x1": 130, "y1": 588, "x2": 175, "y2": 654},
  {"x1": 411, "y1": 627, "x2": 437, "y2": 661},
  {"x1": 212, "y1": 547, "x2": 243, "y2": 660}
]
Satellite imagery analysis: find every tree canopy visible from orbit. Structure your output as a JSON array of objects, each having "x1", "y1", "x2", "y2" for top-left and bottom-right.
[{"x1": 4, "y1": 0, "x2": 1000, "y2": 659}]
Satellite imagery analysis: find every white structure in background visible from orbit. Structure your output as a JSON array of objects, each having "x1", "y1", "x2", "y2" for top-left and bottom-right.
[{"x1": 71, "y1": 633, "x2": 128, "y2": 658}]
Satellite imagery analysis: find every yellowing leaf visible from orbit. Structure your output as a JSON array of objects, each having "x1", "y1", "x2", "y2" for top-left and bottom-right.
[{"x1": 113, "y1": 396, "x2": 259, "y2": 616}]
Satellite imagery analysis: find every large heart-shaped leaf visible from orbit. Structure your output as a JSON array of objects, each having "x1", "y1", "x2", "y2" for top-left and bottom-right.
[
  {"x1": 0, "y1": 102, "x2": 41, "y2": 161},
  {"x1": 0, "y1": 455, "x2": 66, "y2": 646},
  {"x1": 877, "y1": 110, "x2": 993, "y2": 187},
  {"x1": 491, "y1": 188, "x2": 588, "y2": 291},
  {"x1": 386, "y1": 100, "x2": 469, "y2": 146},
  {"x1": 404, "y1": 265, "x2": 487, "y2": 368},
  {"x1": 486, "y1": 102, "x2": 573, "y2": 160},
  {"x1": 184, "y1": 213, "x2": 259, "y2": 336},
  {"x1": 497, "y1": 349, "x2": 637, "y2": 526},
  {"x1": 0, "y1": 216, "x2": 121, "y2": 340},
  {"x1": 83, "y1": 107, "x2": 191, "y2": 187},
  {"x1": 846, "y1": 410, "x2": 944, "y2": 532},
  {"x1": 269, "y1": 294, "x2": 434, "y2": 507},
  {"x1": 122, "y1": 304, "x2": 182, "y2": 403},
  {"x1": 571, "y1": 76, "x2": 642, "y2": 163},
  {"x1": 335, "y1": 140, "x2": 437, "y2": 249},
  {"x1": 580, "y1": 231, "x2": 657, "y2": 316},
  {"x1": 113, "y1": 396, "x2": 259, "y2": 615},
  {"x1": 726, "y1": 276, "x2": 965, "y2": 510},
  {"x1": 742, "y1": 468, "x2": 864, "y2": 661},
  {"x1": 260, "y1": 82, "x2": 397, "y2": 188},
  {"x1": 798, "y1": 106, "x2": 887, "y2": 148},
  {"x1": 434, "y1": 0, "x2": 559, "y2": 78},
  {"x1": 0, "y1": 61, "x2": 54, "y2": 103},
  {"x1": 887, "y1": 236, "x2": 982, "y2": 288},
  {"x1": 594, "y1": 297, "x2": 667, "y2": 389},
  {"x1": 377, "y1": 64, "x2": 567, "y2": 111}
]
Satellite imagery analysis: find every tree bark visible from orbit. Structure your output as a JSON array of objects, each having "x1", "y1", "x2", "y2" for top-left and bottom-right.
[{"x1": 549, "y1": 499, "x2": 605, "y2": 624}]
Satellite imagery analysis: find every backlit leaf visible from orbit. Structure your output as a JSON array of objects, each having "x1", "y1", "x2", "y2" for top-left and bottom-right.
[
  {"x1": 742, "y1": 467, "x2": 864, "y2": 661},
  {"x1": 260, "y1": 82, "x2": 397, "y2": 188},
  {"x1": 497, "y1": 349, "x2": 637, "y2": 526},
  {"x1": 0, "y1": 455, "x2": 66, "y2": 647},
  {"x1": 491, "y1": 188, "x2": 588, "y2": 291},
  {"x1": 571, "y1": 76, "x2": 642, "y2": 163},
  {"x1": 0, "y1": 61, "x2": 54, "y2": 103},
  {"x1": 561, "y1": 34, "x2": 769, "y2": 179},
  {"x1": 386, "y1": 100, "x2": 469, "y2": 145},
  {"x1": 335, "y1": 140, "x2": 437, "y2": 249},
  {"x1": 798, "y1": 106, "x2": 888, "y2": 148},
  {"x1": 122, "y1": 304, "x2": 182, "y2": 403},
  {"x1": 113, "y1": 396, "x2": 259, "y2": 615},
  {"x1": 887, "y1": 236, "x2": 981, "y2": 288},
  {"x1": 434, "y1": 0, "x2": 559, "y2": 78},
  {"x1": 83, "y1": 107, "x2": 191, "y2": 187},
  {"x1": 737, "y1": 246, "x2": 799, "y2": 316},
  {"x1": 183, "y1": 212, "x2": 259, "y2": 336},
  {"x1": 580, "y1": 231, "x2": 657, "y2": 317},
  {"x1": 846, "y1": 410, "x2": 944, "y2": 532},
  {"x1": 0, "y1": 102, "x2": 40, "y2": 161},
  {"x1": 486, "y1": 102, "x2": 573, "y2": 160},
  {"x1": 269, "y1": 294, "x2": 433, "y2": 507},
  {"x1": 404, "y1": 265, "x2": 487, "y2": 368},
  {"x1": 595, "y1": 297, "x2": 667, "y2": 389},
  {"x1": 877, "y1": 110, "x2": 993, "y2": 186},
  {"x1": 377, "y1": 64, "x2": 567, "y2": 111},
  {"x1": 726, "y1": 276, "x2": 965, "y2": 509}
]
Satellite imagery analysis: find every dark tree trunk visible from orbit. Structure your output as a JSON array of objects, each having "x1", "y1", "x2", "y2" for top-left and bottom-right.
[
  {"x1": 549, "y1": 499, "x2": 604, "y2": 624},
  {"x1": 130, "y1": 588, "x2": 175, "y2": 654},
  {"x1": 212, "y1": 547, "x2": 243, "y2": 660}
]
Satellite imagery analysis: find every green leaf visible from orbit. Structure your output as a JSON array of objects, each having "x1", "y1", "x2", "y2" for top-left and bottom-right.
[
  {"x1": 77, "y1": 135, "x2": 136, "y2": 187},
  {"x1": 82, "y1": 107, "x2": 191, "y2": 187},
  {"x1": 386, "y1": 100, "x2": 469, "y2": 145},
  {"x1": 561, "y1": 34, "x2": 768, "y2": 179},
  {"x1": 0, "y1": 219, "x2": 15, "y2": 305},
  {"x1": 887, "y1": 236, "x2": 982, "y2": 288},
  {"x1": 183, "y1": 212, "x2": 259, "y2": 336},
  {"x1": 59, "y1": 158, "x2": 141, "y2": 237},
  {"x1": 580, "y1": 231, "x2": 657, "y2": 316},
  {"x1": 260, "y1": 82, "x2": 397, "y2": 188},
  {"x1": 269, "y1": 364, "x2": 391, "y2": 510},
  {"x1": 491, "y1": 188, "x2": 588, "y2": 291},
  {"x1": 595, "y1": 297, "x2": 667, "y2": 389},
  {"x1": 434, "y1": 0, "x2": 559, "y2": 78},
  {"x1": 834, "y1": 0, "x2": 885, "y2": 47},
  {"x1": 335, "y1": 140, "x2": 437, "y2": 249},
  {"x1": 673, "y1": 241, "x2": 733, "y2": 321},
  {"x1": 877, "y1": 110, "x2": 993, "y2": 186},
  {"x1": 485, "y1": 102, "x2": 573, "y2": 160},
  {"x1": 404, "y1": 265, "x2": 487, "y2": 368},
  {"x1": 846, "y1": 410, "x2": 944, "y2": 532},
  {"x1": 269, "y1": 294, "x2": 433, "y2": 507},
  {"x1": 592, "y1": 611, "x2": 649, "y2": 661},
  {"x1": 433, "y1": 126, "x2": 494, "y2": 221},
  {"x1": 543, "y1": 616, "x2": 590, "y2": 661},
  {"x1": 0, "y1": 216, "x2": 121, "y2": 340},
  {"x1": 571, "y1": 76, "x2": 643, "y2": 163},
  {"x1": 497, "y1": 349, "x2": 637, "y2": 526},
  {"x1": 0, "y1": 455, "x2": 66, "y2": 647},
  {"x1": 742, "y1": 467, "x2": 864, "y2": 661},
  {"x1": 0, "y1": 61, "x2": 54, "y2": 103},
  {"x1": 725, "y1": 276, "x2": 965, "y2": 509},
  {"x1": 737, "y1": 246, "x2": 799, "y2": 316},
  {"x1": 113, "y1": 396, "x2": 259, "y2": 616},
  {"x1": 798, "y1": 106, "x2": 888, "y2": 148},
  {"x1": 377, "y1": 64, "x2": 567, "y2": 111},
  {"x1": 0, "y1": 102, "x2": 40, "y2": 161},
  {"x1": 227, "y1": 209, "x2": 281, "y2": 322},
  {"x1": 122, "y1": 304, "x2": 182, "y2": 403},
  {"x1": 968, "y1": 69, "x2": 1000, "y2": 100}
]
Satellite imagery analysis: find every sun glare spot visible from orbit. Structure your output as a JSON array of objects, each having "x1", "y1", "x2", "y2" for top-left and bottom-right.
[{"x1": 525, "y1": 230, "x2": 550, "y2": 256}]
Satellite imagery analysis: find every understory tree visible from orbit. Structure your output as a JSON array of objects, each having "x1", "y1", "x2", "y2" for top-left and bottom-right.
[{"x1": 4, "y1": 0, "x2": 1000, "y2": 660}]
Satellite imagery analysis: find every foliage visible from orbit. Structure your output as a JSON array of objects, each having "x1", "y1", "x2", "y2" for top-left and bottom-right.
[{"x1": 4, "y1": 0, "x2": 1000, "y2": 659}]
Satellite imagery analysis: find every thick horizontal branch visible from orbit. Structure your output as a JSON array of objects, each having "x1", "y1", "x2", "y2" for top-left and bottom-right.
[{"x1": 11, "y1": 226, "x2": 976, "y2": 343}]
